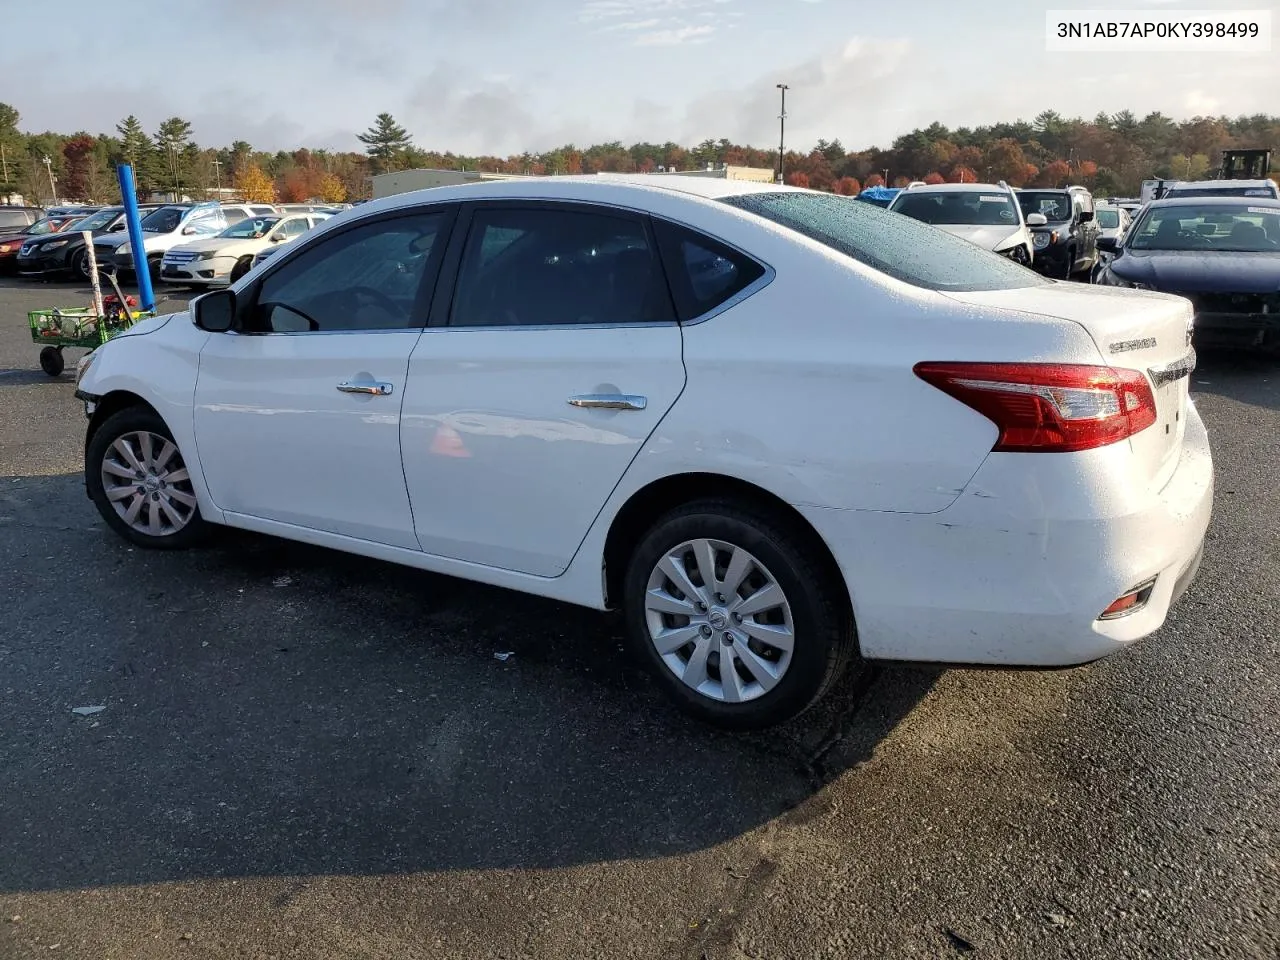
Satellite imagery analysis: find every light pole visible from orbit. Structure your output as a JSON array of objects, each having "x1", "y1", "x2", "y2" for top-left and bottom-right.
[
  {"x1": 880, "y1": 168, "x2": 889, "y2": 186},
  {"x1": 212, "y1": 157, "x2": 222, "y2": 196},
  {"x1": 42, "y1": 155, "x2": 57, "y2": 204},
  {"x1": 776, "y1": 83, "x2": 789, "y2": 185}
]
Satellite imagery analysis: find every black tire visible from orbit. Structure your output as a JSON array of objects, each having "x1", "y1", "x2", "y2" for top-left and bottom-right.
[
  {"x1": 622, "y1": 498, "x2": 857, "y2": 729},
  {"x1": 229, "y1": 256, "x2": 254, "y2": 283},
  {"x1": 71, "y1": 247, "x2": 91, "y2": 280},
  {"x1": 86, "y1": 406, "x2": 209, "y2": 550},
  {"x1": 39, "y1": 347, "x2": 64, "y2": 377}
]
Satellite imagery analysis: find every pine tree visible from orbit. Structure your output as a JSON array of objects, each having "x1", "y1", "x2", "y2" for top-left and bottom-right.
[
  {"x1": 154, "y1": 117, "x2": 194, "y2": 197},
  {"x1": 357, "y1": 112, "x2": 413, "y2": 175},
  {"x1": 115, "y1": 115, "x2": 156, "y2": 194}
]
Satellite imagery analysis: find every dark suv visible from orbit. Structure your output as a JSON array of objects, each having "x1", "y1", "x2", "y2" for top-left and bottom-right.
[{"x1": 1016, "y1": 185, "x2": 1099, "y2": 280}]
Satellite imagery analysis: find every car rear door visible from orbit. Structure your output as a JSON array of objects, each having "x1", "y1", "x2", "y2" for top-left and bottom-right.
[
  {"x1": 398, "y1": 200, "x2": 687, "y2": 577},
  {"x1": 193, "y1": 206, "x2": 456, "y2": 548}
]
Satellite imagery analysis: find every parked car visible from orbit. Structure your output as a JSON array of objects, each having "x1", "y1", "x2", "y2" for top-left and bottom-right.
[
  {"x1": 278, "y1": 203, "x2": 342, "y2": 215},
  {"x1": 888, "y1": 181, "x2": 1040, "y2": 266},
  {"x1": 1161, "y1": 178, "x2": 1279, "y2": 201},
  {"x1": 219, "y1": 202, "x2": 280, "y2": 225},
  {"x1": 1094, "y1": 203, "x2": 1132, "y2": 245},
  {"x1": 93, "y1": 202, "x2": 228, "y2": 278},
  {"x1": 1094, "y1": 195, "x2": 1280, "y2": 351},
  {"x1": 46, "y1": 204, "x2": 103, "y2": 218},
  {"x1": 1016, "y1": 185, "x2": 1100, "y2": 279},
  {"x1": 251, "y1": 239, "x2": 296, "y2": 270},
  {"x1": 75, "y1": 176, "x2": 1212, "y2": 729},
  {"x1": 16, "y1": 204, "x2": 163, "y2": 279},
  {"x1": 0, "y1": 206, "x2": 48, "y2": 230},
  {"x1": 160, "y1": 212, "x2": 329, "y2": 287},
  {"x1": 0, "y1": 215, "x2": 87, "y2": 274}
]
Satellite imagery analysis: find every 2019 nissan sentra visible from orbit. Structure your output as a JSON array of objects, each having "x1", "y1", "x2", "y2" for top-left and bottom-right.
[
  {"x1": 74, "y1": 176, "x2": 1213, "y2": 728},
  {"x1": 1095, "y1": 195, "x2": 1280, "y2": 351}
]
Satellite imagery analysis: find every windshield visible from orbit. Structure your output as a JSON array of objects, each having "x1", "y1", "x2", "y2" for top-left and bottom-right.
[
  {"x1": 892, "y1": 191, "x2": 1020, "y2": 227},
  {"x1": 26, "y1": 217, "x2": 68, "y2": 236},
  {"x1": 220, "y1": 216, "x2": 281, "y2": 239},
  {"x1": 62, "y1": 208, "x2": 119, "y2": 233},
  {"x1": 1096, "y1": 209, "x2": 1121, "y2": 229},
  {"x1": 1017, "y1": 191, "x2": 1071, "y2": 222},
  {"x1": 1164, "y1": 185, "x2": 1278, "y2": 199},
  {"x1": 722, "y1": 192, "x2": 1047, "y2": 292},
  {"x1": 1129, "y1": 203, "x2": 1280, "y2": 253},
  {"x1": 141, "y1": 207, "x2": 186, "y2": 233}
]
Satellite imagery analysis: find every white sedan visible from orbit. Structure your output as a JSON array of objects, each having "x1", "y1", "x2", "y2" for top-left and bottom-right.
[{"x1": 74, "y1": 176, "x2": 1213, "y2": 729}]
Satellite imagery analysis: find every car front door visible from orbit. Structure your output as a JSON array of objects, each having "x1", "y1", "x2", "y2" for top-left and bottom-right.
[
  {"x1": 398, "y1": 201, "x2": 687, "y2": 577},
  {"x1": 192, "y1": 207, "x2": 455, "y2": 548}
]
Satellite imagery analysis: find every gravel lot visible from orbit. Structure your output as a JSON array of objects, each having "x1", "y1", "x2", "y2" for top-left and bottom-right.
[{"x1": 0, "y1": 275, "x2": 1276, "y2": 960}]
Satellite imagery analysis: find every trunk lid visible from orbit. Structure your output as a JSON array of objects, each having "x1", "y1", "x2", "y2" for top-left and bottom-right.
[{"x1": 944, "y1": 283, "x2": 1196, "y2": 493}]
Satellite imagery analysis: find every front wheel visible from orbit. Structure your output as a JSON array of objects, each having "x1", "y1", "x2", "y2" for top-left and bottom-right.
[
  {"x1": 622, "y1": 499, "x2": 857, "y2": 729},
  {"x1": 72, "y1": 247, "x2": 91, "y2": 280},
  {"x1": 229, "y1": 256, "x2": 254, "y2": 283},
  {"x1": 39, "y1": 347, "x2": 64, "y2": 377},
  {"x1": 86, "y1": 407, "x2": 208, "y2": 549}
]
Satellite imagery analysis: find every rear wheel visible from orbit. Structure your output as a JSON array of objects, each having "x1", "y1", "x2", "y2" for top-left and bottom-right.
[
  {"x1": 39, "y1": 347, "x2": 64, "y2": 377},
  {"x1": 623, "y1": 499, "x2": 856, "y2": 729},
  {"x1": 86, "y1": 407, "x2": 208, "y2": 549}
]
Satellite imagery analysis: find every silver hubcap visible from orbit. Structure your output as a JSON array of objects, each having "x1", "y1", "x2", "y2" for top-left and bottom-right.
[
  {"x1": 644, "y1": 538, "x2": 795, "y2": 704},
  {"x1": 100, "y1": 431, "x2": 197, "y2": 537}
]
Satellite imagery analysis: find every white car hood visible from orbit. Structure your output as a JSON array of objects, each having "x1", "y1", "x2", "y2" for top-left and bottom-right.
[
  {"x1": 167, "y1": 236, "x2": 263, "y2": 257},
  {"x1": 935, "y1": 224, "x2": 1023, "y2": 251}
]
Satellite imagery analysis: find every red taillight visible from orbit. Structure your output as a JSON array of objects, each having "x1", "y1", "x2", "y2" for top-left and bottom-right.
[{"x1": 913, "y1": 362, "x2": 1157, "y2": 453}]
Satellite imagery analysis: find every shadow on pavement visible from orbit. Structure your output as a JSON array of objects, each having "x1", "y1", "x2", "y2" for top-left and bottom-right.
[
  {"x1": 1192, "y1": 348, "x2": 1279, "y2": 412},
  {"x1": 0, "y1": 473, "x2": 939, "y2": 893}
]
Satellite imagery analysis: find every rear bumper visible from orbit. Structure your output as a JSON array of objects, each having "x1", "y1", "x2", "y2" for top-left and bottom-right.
[{"x1": 802, "y1": 402, "x2": 1214, "y2": 666}]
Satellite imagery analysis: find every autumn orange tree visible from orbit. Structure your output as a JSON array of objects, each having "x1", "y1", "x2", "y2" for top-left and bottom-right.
[
  {"x1": 923, "y1": 172, "x2": 945, "y2": 184},
  {"x1": 234, "y1": 164, "x2": 275, "y2": 203},
  {"x1": 833, "y1": 176, "x2": 861, "y2": 195}
]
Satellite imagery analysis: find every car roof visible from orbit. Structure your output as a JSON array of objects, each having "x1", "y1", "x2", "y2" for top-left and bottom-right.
[
  {"x1": 1147, "y1": 195, "x2": 1280, "y2": 208},
  {"x1": 1166, "y1": 179, "x2": 1275, "y2": 189},
  {"x1": 896, "y1": 182, "x2": 1012, "y2": 194}
]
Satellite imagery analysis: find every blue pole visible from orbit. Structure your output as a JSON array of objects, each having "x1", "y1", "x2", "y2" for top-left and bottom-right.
[{"x1": 115, "y1": 163, "x2": 155, "y2": 312}]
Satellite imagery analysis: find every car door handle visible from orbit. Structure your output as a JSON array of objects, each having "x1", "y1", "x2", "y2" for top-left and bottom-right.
[
  {"x1": 337, "y1": 380, "x2": 394, "y2": 396},
  {"x1": 567, "y1": 393, "x2": 647, "y2": 411}
]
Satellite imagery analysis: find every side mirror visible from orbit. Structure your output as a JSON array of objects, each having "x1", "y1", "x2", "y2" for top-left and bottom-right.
[
  {"x1": 193, "y1": 288, "x2": 237, "y2": 332},
  {"x1": 110, "y1": 223, "x2": 126, "y2": 232},
  {"x1": 1096, "y1": 235, "x2": 1119, "y2": 253},
  {"x1": 1079, "y1": 210, "x2": 1095, "y2": 223},
  {"x1": 271, "y1": 233, "x2": 285, "y2": 242},
  {"x1": 182, "y1": 226, "x2": 197, "y2": 235},
  {"x1": 1026, "y1": 213, "x2": 1048, "y2": 227}
]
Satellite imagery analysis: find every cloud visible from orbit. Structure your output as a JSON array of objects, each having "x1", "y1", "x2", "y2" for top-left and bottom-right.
[{"x1": 635, "y1": 24, "x2": 716, "y2": 44}]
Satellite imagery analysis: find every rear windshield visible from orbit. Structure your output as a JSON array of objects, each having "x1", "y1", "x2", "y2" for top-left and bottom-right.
[{"x1": 722, "y1": 192, "x2": 1047, "y2": 292}]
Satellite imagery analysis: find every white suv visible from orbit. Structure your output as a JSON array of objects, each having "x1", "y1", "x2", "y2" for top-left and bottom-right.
[
  {"x1": 160, "y1": 212, "x2": 330, "y2": 287},
  {"x1": 888, "y1": 182, "x2": 1042, "y2": 266}
]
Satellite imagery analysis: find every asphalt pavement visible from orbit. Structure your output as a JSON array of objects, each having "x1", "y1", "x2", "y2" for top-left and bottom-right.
[{"x1": 0, "y1": 275, "x2": 1276, "y2": 960}]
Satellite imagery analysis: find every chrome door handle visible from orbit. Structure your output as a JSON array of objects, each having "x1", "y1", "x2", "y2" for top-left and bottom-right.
[
  {"x1": 567, "y1": 393, "x2": 647, "y2": 411},
  {"x1": 337, "y1": 380, "x2": 394, "y2": 396}
]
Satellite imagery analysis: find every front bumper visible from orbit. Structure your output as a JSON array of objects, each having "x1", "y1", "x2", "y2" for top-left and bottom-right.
[
  {"x1": 16, "y1": 249, "x2": 74, "y2": 276},
  {"x1": 1192, "y1": 312, "x2": 1280, "y2": 350},
  {"x1": 801, "y1": 402, "x2": 1214, "y2": 667},
  {"x1": 160, "y1": 257, "x2": 234, "y2": 285}
]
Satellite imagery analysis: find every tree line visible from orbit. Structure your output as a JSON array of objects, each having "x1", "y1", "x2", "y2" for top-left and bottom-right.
[{"x1": 2, "y1": 104, "x2": 1277, "y2": 208}]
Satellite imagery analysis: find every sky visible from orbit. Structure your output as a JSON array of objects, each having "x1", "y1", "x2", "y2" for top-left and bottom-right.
[{"x1": 6, "y1": 0, "x2": 1279, "y2": 156}]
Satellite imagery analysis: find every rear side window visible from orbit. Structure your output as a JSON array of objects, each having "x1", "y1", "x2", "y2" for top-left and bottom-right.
[
  {"x1": 251, "y1": 206, "x2": 276, "y2": 216},
  {"x1": 723, "y1": 192, "x2": 1048, "y2": 293},
  {"x1": 222, "y1": 208, "x2": 248, "y2": 225},
  {"x1": 0, "y1": 209, "x2": 34, "y2": 229},
  {"x1": 652, "y1": 219, "x2": 766, "y2": 321}
]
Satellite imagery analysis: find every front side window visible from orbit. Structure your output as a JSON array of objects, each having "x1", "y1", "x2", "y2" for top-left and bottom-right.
[
  {"x1": 1017, "y1": 191, "x2": 1071, "y2": 222},
  {"x1": 450, "y1": 207, "x2": 674, "y2": 327},
  {"x1": 724, "y1": 192, "x2": 1047, "y2": 293},
  {"x1": 251, "y1": 212, "x2": 448, "y2": 333},
  {"x1": 276, "y1": 218, "x2": 309, "y2": 240},
  {"x1": 892, "y1": 191, "x2": 1019, "y2": 226}
]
